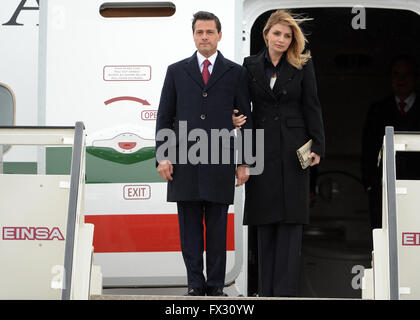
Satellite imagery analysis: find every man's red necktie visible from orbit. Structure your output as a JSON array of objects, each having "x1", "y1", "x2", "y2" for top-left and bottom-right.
[
  {"x1": 399, "y1": 100, "x2": 407, "y2": 116},
  {"x1": 202, "y1": 59, "x2": 211, "y2": 85}
]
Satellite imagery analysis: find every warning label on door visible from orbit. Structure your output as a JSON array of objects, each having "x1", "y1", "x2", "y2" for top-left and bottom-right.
[{"x1": 103, "y1": 65, "x2": 151, "y2": 81}]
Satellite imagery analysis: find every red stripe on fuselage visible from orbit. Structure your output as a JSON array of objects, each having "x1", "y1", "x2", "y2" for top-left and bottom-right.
[{"x1": 85, "y1": 213, "x2": 235, "y2": 253}]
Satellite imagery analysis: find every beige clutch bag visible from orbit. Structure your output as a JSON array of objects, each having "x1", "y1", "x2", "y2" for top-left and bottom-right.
[{"x1": 296, "y1": 139, "x2": 313, "y2": 169}]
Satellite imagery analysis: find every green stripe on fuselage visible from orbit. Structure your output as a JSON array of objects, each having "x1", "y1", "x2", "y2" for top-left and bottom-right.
[
  {"x1": 2, "y1": 162, "x2": 37, "y2": 174},
  {"x1": 45, "y1": 147, "x2": 163, "y2": 183}
]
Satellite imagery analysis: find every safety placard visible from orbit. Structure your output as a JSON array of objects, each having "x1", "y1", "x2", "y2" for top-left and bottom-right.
[{"x1": 103, "y1": 65, "x2": 151, "y2": 81}]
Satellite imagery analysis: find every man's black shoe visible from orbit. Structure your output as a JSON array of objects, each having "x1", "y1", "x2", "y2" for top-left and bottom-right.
[
  {"x1": 185, "y1": 287, "x2": 205, "y2": 296},
  {"x1": 206, "y1": 286, "x2": 228, "y2": 296}
]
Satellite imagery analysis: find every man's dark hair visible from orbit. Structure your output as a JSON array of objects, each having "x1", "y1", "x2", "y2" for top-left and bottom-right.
[{"x1": 192, "y1": 11, "x2": 221, "y2": 33}]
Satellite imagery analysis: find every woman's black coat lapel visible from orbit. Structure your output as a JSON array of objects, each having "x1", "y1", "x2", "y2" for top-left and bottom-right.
[{"x1": 245, "y1": 50, "x2": 298, "y2": 101}]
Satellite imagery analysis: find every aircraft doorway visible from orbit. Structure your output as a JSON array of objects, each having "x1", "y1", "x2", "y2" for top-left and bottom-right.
[{"x1": 246, "y1": 7, "x2": 420, "y2": 298}]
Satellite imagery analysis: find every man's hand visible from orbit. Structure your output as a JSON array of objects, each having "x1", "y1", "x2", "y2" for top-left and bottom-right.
[
  {"x1": 236, "y1": 165, "x2": 250, "y2": 187},
  {"x1": 232, "y1": 109, "x2": 247, "y2": 129},
  {"x1": 309, "y1": 152, "x2": 321, "y2": 166},
  {"x1": 157, "y1": 160, "x2": 174, "y2": 181}
]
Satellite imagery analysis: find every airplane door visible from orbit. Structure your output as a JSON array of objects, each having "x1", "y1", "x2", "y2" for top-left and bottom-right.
[{"x1": 39, "y1": 0, "x2": 244, "y2": 288}]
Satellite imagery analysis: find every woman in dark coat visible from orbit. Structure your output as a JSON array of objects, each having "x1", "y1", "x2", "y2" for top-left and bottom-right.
[{"x1": 235, "y1": 10, "x2": 325, "y2": 297}]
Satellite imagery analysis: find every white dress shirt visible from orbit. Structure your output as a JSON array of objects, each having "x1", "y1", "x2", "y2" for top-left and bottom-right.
[
  {"x1": 395, "y1": 92, "x2": 416, "y2": 113},
  {"x1": 197, "y1": 51, "x2": 218, "y2": 74}
]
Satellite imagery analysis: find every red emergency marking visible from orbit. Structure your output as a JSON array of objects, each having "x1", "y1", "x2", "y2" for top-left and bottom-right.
[
  {"x1": 2, "y1": 227, "x2": 65, "y2": 241},
  {"x1": 85, "y1": 213, "x2": 235, "y2": 253},
  {"x1": 402, "y1": 233, "x2": 420, "y2": 246},
  {"x1": 118, "y1": 142, "x2": 137, "y2": 150},
  {"x1": 123, "y1": 184, "x2": 151, "y2": 200},
  {"x1": 141, "y1": 110, "x2": 157, "y2": 120}
]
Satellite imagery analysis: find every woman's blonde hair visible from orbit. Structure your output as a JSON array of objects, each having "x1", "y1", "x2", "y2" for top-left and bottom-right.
[{"x1": 263, "y1": 10, "x2": 312, "y2": 70}]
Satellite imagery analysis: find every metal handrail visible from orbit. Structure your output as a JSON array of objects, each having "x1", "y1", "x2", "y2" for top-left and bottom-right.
[
  {"x1": 384, "y1": 126, "x2": 399, "y2": 300},
  {"x1": 61, "y1": 121, "x2": 85, "y2": 300}
]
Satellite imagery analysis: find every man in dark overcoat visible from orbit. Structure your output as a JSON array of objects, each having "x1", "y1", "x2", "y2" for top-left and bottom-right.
[
  {"x1": 155, "y1": 11, "x2": 252, "y2": 296},
  {"x1": 362, "y1": 55, "x2": 420, "y2": 229}
]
